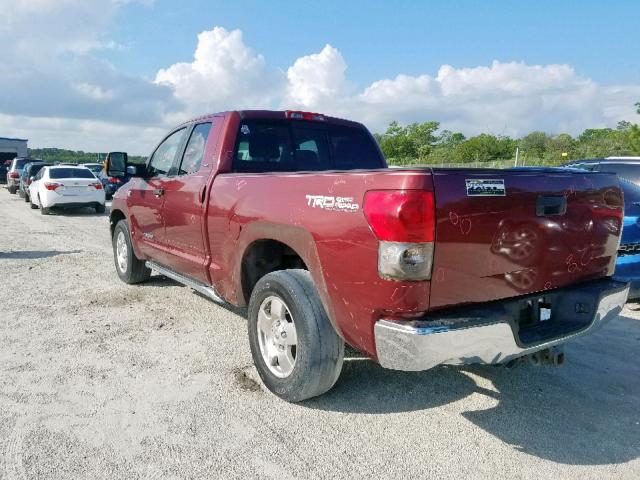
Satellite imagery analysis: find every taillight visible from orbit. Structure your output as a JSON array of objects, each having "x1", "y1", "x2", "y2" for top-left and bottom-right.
[
  {"x1": 9, "y1": 171, "x2": 19, "y2": 179},
  {"x1": 91, "y1": 182, "x2": 103, "y2": 190},
  {"x1": 364, "y1": 190, "x2": 436, "y2": 281},
  {"x1": 108, "y1": 177, "x2": 119, "y2": 184},
  {"x1": 44, "y1": 182, "x2": 62, "y2": 191},
  {"x1": 27, "y1": 179, "x2": 32, "y2": 185},
  {"x1": 364, "y1": 190, "x2": 435, "y2": 242}
]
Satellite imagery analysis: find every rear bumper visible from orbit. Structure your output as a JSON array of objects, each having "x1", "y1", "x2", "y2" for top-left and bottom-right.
[{"x1": 374, "y1": 278, "x2": 629, "y2": 371}]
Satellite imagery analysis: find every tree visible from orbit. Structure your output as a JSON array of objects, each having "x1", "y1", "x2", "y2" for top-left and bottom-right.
[
  {"x1": 454, "y1": 134, "x2": 515, "y2": 163},
  {"x1": 519, "y1": 131, "x2": 549, "y2": 160},
  {"x1": 629, "y1": 125, "x2": 640, "y2": 155}
]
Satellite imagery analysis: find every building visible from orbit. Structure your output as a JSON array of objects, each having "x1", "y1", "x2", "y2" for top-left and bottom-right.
[{"x1": 0, "y1": 137, "x2": 28, "y2": 163}]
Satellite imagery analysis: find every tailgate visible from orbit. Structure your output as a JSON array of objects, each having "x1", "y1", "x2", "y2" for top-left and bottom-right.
[{"x1": 429, "y1": 168, "x2": 623, "y2": 310}]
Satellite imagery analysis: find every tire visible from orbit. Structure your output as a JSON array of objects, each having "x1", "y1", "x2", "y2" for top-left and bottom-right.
[
  {"x1": 23, "y1": 193, "x2": 29, "y2": 203},
  {"x1": 40, "y1": 206, "x2": 50, "y2": 215},
  {"x1": 18, "y1": 189, "x2": 24, "y2": 198},
  {"x1": 29, "y1": 199, "x2": 38, "y2": 209},
  {"x1": 95, "y1": 204, "x2": 106, "y2": 214},
  {"x1": 8, "y1": 186, "x2": 16, "y2": 194},
  {"x1": 112, "y1": 219, "x2": 151, "y2": 284},
  {"x1": 248, "y1": 269, "x2": 344, "y2": 402}
]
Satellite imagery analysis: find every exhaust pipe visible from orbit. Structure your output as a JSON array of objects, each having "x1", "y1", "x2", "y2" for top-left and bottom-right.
[
  {"x1": 525, "y1": 346, "x2": 565, "y2": 367},
  {"x1": 503, "y1": 347, "x2": 565, "y2": 368}
]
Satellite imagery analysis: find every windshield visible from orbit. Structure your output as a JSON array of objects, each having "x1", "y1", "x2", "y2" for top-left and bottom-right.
[
  {"x1": 48, "y1": 168, "x2": 96, "y2": 179},
  {"x1": 84, "y1": 164, "x2": 103, "y2": 174},
  {"x1": 233, "y1": 120, "x2": 384, "y2": 172}
]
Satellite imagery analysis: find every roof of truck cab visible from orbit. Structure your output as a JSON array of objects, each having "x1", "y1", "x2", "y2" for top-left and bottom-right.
[{"x1": 175, "y1": 110, "x2": 365, "y2": 129}]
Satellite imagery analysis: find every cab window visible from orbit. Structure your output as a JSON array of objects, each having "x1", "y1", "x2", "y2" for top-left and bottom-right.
[
  {"x1": 178, "y1": 123, "x2": 212, "y2": 175},
  {"x1": 147, "y1": 128, "x2": 187, "y2": 177}
]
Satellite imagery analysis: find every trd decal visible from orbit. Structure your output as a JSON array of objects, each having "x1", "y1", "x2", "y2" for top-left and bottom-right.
[{"x1": 306, "y1": 195, "x2": 359, "y2": 212}]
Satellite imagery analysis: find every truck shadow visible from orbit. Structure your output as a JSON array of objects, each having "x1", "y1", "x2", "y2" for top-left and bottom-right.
[
  {"x1": 304, "y1": 315, "x2": 640, "y2": 466},
  {"x1": 46, "y1": 206, "x2": 110, "y2": 217},
  {"x1": 0, "y1": 249, "x2": 82, "y2": 259}
]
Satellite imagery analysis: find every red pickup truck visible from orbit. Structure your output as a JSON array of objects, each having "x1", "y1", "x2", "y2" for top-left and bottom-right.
[{"x1": 107, "y1": 110, "x2": 629, "y2": 402}]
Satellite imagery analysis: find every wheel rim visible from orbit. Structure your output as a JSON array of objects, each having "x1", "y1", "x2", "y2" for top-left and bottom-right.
[
  {"x1": 257, "y1": 295, "x2": 298, "y2": 378},
  {"x1": 115, "y1": 231, "x2": 128, "y2": 273}
]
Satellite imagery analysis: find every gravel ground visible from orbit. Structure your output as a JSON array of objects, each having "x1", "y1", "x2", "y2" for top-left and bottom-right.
[{"x1": 0, "y1": 188, "x2": 639, "y2": 480}]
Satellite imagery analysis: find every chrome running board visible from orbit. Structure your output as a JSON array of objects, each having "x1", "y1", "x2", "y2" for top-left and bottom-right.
[{"x1": 145, "y1": 261, "x2": 226, "y2": 305}]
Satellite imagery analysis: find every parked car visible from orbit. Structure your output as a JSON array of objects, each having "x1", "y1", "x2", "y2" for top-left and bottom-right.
[
  {"x1": 19, "y1": 162, "x2": 53, "y2": 202},
  {"x1": 0, "y1": 159, "x2": 11, "y2": 184},
  {"x1": 98, "y1": 170, "x2": 128, "y2": 200},
  {"x1": 563, "y1": 157, "x2": 640, "y2": 185},
  {"x1": 106, "y1": 110, "x2": 628, "y2": 402},
  {"x1": 6, "y1": 157, "x2": 39, "y2": 194},
  {"x1": 29, "y1": 165, "x2": 106, "y2": 214},
  {"x1": 612, "y1": 178, "x2": 640, "y2": 299},
  {"x1": 81, "y1": 163, "x2": 104, "y2": 175}
]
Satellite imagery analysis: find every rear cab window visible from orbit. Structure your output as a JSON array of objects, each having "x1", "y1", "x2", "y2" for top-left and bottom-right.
[
  {"x1": 13, "y1": 159, "x2": 30, "y2": 170},
  {"x1": 233, "y1": 120, "x2": 384, "y2": 172},
  {"x1": 598, "y1": 163, "x2": 640, "y2": 183},
  {"x1": 48, "y1": 168, "x2": 96, "y2": 179}
]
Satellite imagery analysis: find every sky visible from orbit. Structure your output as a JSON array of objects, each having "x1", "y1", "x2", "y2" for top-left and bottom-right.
[{"x1": 1, "y1": 0, "x2": 639, "y2": 155}]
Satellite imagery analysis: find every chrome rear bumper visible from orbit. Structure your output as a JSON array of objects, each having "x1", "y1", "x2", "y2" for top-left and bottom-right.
[{"x1": 375, "y1": 280, "x2": 629, "y2": 371}]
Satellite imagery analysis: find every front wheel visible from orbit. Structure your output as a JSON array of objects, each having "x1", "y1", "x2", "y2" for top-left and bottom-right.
[
  {"x1": 248, "y1": 269, "x2": 344, "y2": 402},
  {"x1": 112, "y1": 219, "x2": 151, "y2": 284}
]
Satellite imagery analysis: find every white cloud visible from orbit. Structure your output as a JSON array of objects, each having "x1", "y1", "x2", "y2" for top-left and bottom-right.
[
  {"x1": 155, "y1": 27, "x2": 284, "y2": 119},
  {"x1": 157, "y1": 28, "x2": 639, "y2": 138},
  {"x1": 283, "y1": 44, "x2": 349, "y2": 109},
  {"x1": 2, "y1": 16, "x2": 640, "y2": 154}
]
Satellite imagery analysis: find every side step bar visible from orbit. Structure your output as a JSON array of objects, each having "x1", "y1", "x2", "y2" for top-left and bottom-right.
[{"x1": 145, "y1": 261, "x2": 226, "y2": 305}]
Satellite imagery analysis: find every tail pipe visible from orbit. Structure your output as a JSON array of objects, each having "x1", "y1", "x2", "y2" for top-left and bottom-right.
[{"x1": 506, "y1": 346, "x2": 565, "y2": 368}]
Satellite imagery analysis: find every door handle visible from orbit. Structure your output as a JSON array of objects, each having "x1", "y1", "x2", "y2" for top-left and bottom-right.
[{"x1": 153, "y1": 188, "x2": 164, "y2": 197}]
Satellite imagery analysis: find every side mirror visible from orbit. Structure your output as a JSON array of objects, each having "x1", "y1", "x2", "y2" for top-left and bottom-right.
[{"x1": 105, "y1": 151, "x2": 128, "y2": 178}]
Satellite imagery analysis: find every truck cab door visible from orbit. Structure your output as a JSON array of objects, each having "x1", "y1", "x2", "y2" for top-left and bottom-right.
[
  {"x1": 127, "y1": 127, "x2": 188, "y2": 263},
  {"x1": 160, "y1": 121, "x2": 218, "y2": 284}
]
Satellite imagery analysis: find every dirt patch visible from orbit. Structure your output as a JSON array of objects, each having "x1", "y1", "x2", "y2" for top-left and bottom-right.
[{"x1": 233, "y1": 367, "x2": 262, "y2": 392}]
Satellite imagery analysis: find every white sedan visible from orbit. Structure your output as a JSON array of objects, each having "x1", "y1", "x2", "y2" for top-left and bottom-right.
[{"x1": 28, "y1": 165, "x2": 106, "y2": 215}]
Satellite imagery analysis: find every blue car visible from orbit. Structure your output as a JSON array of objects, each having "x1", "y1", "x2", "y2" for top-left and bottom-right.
[{"x1": 615, "y1": 178, "x2": 640, "y2": 299}]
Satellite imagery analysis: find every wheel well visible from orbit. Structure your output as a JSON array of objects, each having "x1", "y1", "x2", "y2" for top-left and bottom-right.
[
  {"x1": 109, "y1": 209, "x2": 126, "y2": 237},
  {"x1": 241, "y1": 240, "x2": 308, "y2": 303}
]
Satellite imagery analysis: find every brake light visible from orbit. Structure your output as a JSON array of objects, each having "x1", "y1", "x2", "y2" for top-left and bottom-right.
[
  {"x1": 27, "y1": 179, "x2": 32, "y2": 185},
  {"x1": 44, "y1": 182, "x2": 62, "y2": 190},
  {"x1": 364, "y1": 190, "x2": 435, "y2": 242},
  {"x1": 90, "y1": 182, "x2": 103, "y2": 190},
  {"x1": 364, "y1": 190, "x2": 436, "y2": 281},
  {"x1": 108, "y1": 177, "x2": 119, "y2": 184},
  {"x1": 285, "y1": 110, "x2": 326, "y2": 121},
  {"x1": 9, "y1": 171, "x2": 19, "y2": 179}
]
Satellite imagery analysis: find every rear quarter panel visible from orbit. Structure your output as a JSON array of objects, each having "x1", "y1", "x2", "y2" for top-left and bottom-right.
[{"x1": 206, "y1": 169, "x2": 435, "y2": 358}]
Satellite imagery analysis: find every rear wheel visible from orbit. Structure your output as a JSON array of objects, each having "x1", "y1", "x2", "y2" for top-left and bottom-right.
[
  {"x1": 95, "y1": 204, "x2": 106, "y2": 214},
  {"x1": 248, "y1": 269, "x2": 344, "y2": 402},
  {"x1": 29, "y1": 198, "x2": 38, "y2": 209},
  {"x1": 40, "y1": 206, "x2": 50, "y2": 215},
  {"x1": 113, "y1": 219, "x2": 151, "y2": 284},
  {"x1": 23, "y1": 193, "x2": 29, "y2": 202}
]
